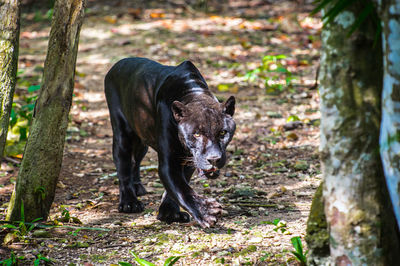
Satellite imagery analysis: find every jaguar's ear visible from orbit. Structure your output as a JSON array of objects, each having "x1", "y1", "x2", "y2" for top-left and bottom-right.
[
  {"x1": 223, "y1": 96, "x2": 235, "y2": 116},
  {"x1": 171, "y1": 101, "x2": 187, "y2": 122}
]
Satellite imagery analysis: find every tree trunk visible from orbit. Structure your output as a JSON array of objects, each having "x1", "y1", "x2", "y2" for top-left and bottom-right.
[
  {"x1": 0, "y1": 0, "x2": 21, "y2": 158},
  {"x1": 6, "y1": 0, "x2": 86, "y2": 222},
  {"x1": 318, "y1": 2, "x2": 399, "y2": 264},
  {"x1": 378, "y1": 0, "x2": 400, "y2": 232}
]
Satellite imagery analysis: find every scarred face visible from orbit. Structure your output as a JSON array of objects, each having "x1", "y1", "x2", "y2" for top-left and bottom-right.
[{"x1": 172, "y1": 95, "x2": 236, "y2": 179}]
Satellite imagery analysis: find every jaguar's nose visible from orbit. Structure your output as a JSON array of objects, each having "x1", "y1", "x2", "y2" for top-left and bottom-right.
[{"x1": 207, "y1": 155, "x2": 221, "y2": 166}]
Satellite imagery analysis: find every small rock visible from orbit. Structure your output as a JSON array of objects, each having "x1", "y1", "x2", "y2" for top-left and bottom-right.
[
  {"x1": 3, "y1": 232, "x2": 17, "y2": 244},
  {"x1": 266, "y1": 111, "x2": 283, "y2": 118},
  {"x1": 227, "y1": 247, "x2": 236, "y2": 253},
  {"x1": 221, "y1": 210, "x2": 229, "y2": 216},
  {"x1": 148, "y1": 181, "x2": 163, "y2": 188},
  {"x1": 286, "y1": 132, "x2": 299, "y2": 141},
  {"x1": 294, "y1": 160, "x2": 309, "y2": 171},
  {"x1": 224, "y1": 172, "x2": 233, "y2": 177},
  {"x1": 275, "y1": 167, "x2": 288, "y2": 173},
  {"x1": 32, "y1": 230, "x2": 50, "y2": 238},
  {"x1": 113, "y1": 220, "x2": 123, "y2": 226},
  {"x1": 249, "y1": 210, "x2": 259, "y2": 216}
]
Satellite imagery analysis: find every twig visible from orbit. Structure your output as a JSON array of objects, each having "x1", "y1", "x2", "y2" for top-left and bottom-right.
[
  {"x1": 237, "y1": 203, "x2": 278, "y2": 208},
  {"x1": 3, "y1": 156, "x2": 21, "y2": 165}
]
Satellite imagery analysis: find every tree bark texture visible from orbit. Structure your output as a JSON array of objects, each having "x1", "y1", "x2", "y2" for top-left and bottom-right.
[
  {"x1": 0, "y1": 0, "x2": 21, "y2": 158},
  {"x1": 319, "y1": 3, "x2": 399, "y2": 264},
  {"x1": 6, "y1": 0, "x2": 86, "y2": 222},
  {"x1": 378, "y1": 0, "x2": 400, "y2": 231},
  {"x1": 305, "y1": 182, "x2": 329, "y2": 265}
]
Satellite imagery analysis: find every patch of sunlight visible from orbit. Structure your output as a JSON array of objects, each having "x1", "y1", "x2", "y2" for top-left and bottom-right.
[
  {"x1": 132, "y1": 17, "x2": 275, "y2": 33},
  {"x1": 78, "y1": 109, "x2": 109, "y2": 120},
  {"x1": 79, "y1": 53, "x2": 110, "y2": 65},
  {"x1": 80, "y1": 27, "x2": 113, "y2": 40}
]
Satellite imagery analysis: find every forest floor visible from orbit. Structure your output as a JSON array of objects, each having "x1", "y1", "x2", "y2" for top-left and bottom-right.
[{"x1": 1, "y1": 0, "x2": 322, "y2": 265}]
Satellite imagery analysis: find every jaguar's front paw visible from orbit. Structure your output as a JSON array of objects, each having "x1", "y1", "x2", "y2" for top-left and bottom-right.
[
  {"x1": 118, "y1": 200, "x2": 144, "y2": 213},
  {"x1": 196, "y1": 196, "x2": 223, "y2": 228}
]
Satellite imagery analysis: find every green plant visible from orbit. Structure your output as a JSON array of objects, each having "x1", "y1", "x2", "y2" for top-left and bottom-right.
[
  {"x1": 33, "y1": 8, "x2": 53, "y2": 22},
  {"x1": 259, "y1": 252, "x2": 271, "y2": 262},
  {"x1": 261, "y1": 218, "x2": 287, "y2": 233},
  {"x1": 245, "y1": 54, "x2": 294, "y2": 94},
  {"x1": 35, "y1": 186, "x2": 46, "y2": 201},
  {"x1": 0, "y1": 252, "x2": 25, "y2": 266},
  {"x1": 290, "y1": 236, "x2": 307, "y2": 266},
  {"x1": 6, "y1": 84, "x2": 41, "y2": 157},
  {"x1": 57, "y1": 206, "x2": 82, "y2": 224},
  {"x1": 34, "y1": 253, "x2": 53, "y2": 266},
  {"x1": 0, "y1": 202, "x2": 42, "y2": 241},
  {"x1": 118, "y1": 251, "x2": 183, "y2": 266}
]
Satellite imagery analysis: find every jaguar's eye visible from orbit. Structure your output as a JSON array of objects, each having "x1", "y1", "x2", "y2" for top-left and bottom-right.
[
  {"x1": 220, "y1": 130, "x2": 227, "y2": 137},
  {"x1": 193, "y1": 132, "x2": 201, "y2": 138}
]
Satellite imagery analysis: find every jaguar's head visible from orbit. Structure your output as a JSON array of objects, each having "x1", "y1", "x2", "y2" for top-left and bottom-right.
[{"x1": 172, "y1": 95, "x2": 236, "y2": 179}]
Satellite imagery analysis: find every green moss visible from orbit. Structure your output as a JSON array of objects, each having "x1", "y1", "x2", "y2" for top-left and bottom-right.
[
  {"x1": 305, "y1": 182, "x2": 329, "y2": 257},
  {"x1": 90, "y1": 254, "x2": 109, "y2": 263},
  {"x1": 236, "y1": 245, "x2": 258, "y2": 257}
]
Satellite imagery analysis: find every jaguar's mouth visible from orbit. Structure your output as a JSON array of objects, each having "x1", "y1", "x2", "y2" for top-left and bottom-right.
[{"x1": 199, "y1": 167, "x2": 220, "y2": 179}]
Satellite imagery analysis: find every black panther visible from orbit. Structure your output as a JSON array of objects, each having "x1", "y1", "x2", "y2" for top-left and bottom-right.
[{"x1": 104, "y1": 57, "x2": 236, "y2": 227}]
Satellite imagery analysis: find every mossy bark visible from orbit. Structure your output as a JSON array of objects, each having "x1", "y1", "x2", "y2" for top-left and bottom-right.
[
  {"x1": 318, "y1": 2, "x2": 399, "y2": 264},
  {"x1": 6, "y1": 0, "x2": 86, "y2": 222},
  {"x1": 305, "y1": 182, "x2": 329, "y2": 265},
  {"x1": 0, "y1": 0, "x2": 21, "y2": 158}
]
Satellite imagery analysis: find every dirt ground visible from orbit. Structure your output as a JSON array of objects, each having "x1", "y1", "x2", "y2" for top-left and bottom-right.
[{"x1": 1, "y1": 0, "x2": 322, "y2": 264}]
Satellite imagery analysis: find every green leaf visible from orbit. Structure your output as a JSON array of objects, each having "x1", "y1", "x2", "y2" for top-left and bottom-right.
[
  {"x1": 217, "y1": 84, "x2": 230, "y2": 92},
  {"x1": 291, "y1": 251, "x2": 305, "y2": 261},
  {"x1": 1, "y1": 224, "x2": 18, "y2": 229},
  {"x1": 20, "y1": 201, "x2": 25, "y2": 223},
  {"x1": 130, "y1": 252, "x2": 156, "y2": 266},
  {"x1": 291, "y1": 236, "x2": 303, "y2": 255},
  {"x1": 276, "y1": 66, "x2": 289, "y2": 73},
  {"x1": 10, "y1": 108, "x2": 17, "y2": 126},
  {"x1": 27, "y1": 85, "x2": 41, "y2": 93},
  {"x1": 32, "y1": 217, "x2": 43, "y2": 223},
  {"x1": 164, "y1": 256, "x2": 183, "y2": 266},
  {"x1": 347, "y1": 2, "x2": 374, "y2": 36},
  {"x1": 21, "y1": 103, "x2": 36, "y2": 112},
  {"x1": 324, "y1": 0, "x2": 358, "y2": 25},
  {"x1": 19, "y1": 127, "x2": 27, "y2": 141},
  {"x1": 310, "y1": 0, "x2": 333, "y2": 16},
  {"x1": 287, "y1": 115, "x2": 300, "y2": 122},
  {"x1": 119, "y1": 262, "x2": 133, "y2": 266}
]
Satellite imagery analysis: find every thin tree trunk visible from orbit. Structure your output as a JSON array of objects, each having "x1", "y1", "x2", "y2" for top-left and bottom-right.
[
  {"x1": 6, "y1": 0, "x2": 86, "y2": 222},
  {"x1": 0, "y1": 0, "x2": 21, "y2": 158},
  {"x1": 318, "y1": 2, "x2": 399, "y2": 264},
  {"x1": 378, "y1": 0, "x2": 400, "y2": 232}
]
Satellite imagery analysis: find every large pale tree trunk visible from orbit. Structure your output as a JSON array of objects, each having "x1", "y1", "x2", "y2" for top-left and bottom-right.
[
  {"x1": 0, "y1": 0, "x2": 21, "y2": 158},
  {"x1": 6, "y1": 0, "x2": 86, "y2": 222},
  {"x1": 316, "y1": 2, "x2": 400, "y2": 264},
  {"x1": 378, "y1": 0, "x2": 400, "y2": 231}
]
